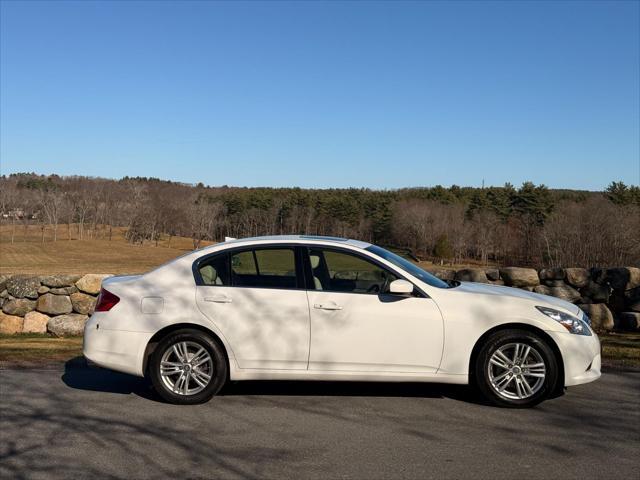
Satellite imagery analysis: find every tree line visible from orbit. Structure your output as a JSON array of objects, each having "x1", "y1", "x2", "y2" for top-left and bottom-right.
[{"x1": 1, "y1": 173, "x2": 638, "y2": 268}]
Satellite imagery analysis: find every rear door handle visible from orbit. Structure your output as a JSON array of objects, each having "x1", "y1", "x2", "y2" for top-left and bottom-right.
[
  {"x1": 314, "y1": 302, "x2": 342, "y2": 311},
  {"x1": 204, "y1": 295, "x2": 232, "y2": 303}
]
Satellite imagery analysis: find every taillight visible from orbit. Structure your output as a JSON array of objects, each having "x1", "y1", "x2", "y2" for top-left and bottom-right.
[{"x1": 95, "y1": 288, "x2": 120, "y2": 312}]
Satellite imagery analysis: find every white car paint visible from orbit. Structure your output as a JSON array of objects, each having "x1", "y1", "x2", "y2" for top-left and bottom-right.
[{"x1": 83, "y1": 235, "x2": 601, "y2": 389}]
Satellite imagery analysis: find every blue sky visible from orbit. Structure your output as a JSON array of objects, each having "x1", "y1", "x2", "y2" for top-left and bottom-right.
[{"x1": 1, "y1": 0, "x2": 638, "y2": 190}]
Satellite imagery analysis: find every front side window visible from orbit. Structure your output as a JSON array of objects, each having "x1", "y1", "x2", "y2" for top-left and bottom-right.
[
  {"x1": 230, "y1": 248, "x2": 297, "y2": 289},
  {"x1": 309, "y1": 248, "x2": 398, "y2": 294}
]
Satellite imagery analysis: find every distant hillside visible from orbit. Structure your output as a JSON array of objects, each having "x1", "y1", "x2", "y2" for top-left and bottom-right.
[{"x1": 1, "y1": 173, "x2": 638, "y2": 268}]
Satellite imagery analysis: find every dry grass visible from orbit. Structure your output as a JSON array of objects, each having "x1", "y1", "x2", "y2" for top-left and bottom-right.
[
  {"x1": 1, "y1": 224, "x2": 488, "y2": 275},
  {"x1": 599, "y1": 332, "x2": 640, "y2": 369},
  {"x1": 0, "y1": 224, "x2": 212, "y2": 274},
  {"x1": 0, "y1": 334, "x2": 83, "y2": 368}
]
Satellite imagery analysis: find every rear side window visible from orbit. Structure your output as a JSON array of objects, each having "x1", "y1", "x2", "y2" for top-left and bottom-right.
[
  {"x1": 199, "y1": 254, "x2": 230, "y2": 286},
  {"x1": 230, "y1": 248, "x2": 298, "y2": 289}
]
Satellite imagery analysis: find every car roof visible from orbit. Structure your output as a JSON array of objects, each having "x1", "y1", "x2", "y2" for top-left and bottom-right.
[{"x1": 218, "y1": 235, "x2": 371, "y2": 250}]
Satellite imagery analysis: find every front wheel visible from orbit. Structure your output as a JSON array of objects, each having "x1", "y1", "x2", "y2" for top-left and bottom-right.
[
  {"x1": 474, "y1": 329, "x2": 559, "y2": 408},
  {"x1": 148, "y1": 329, "x2": 227, "y2": 404}
]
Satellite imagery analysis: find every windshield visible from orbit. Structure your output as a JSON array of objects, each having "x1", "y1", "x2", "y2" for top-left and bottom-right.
[{"x1": 365, "y1": 245, "x2": 450, "y2": 289}]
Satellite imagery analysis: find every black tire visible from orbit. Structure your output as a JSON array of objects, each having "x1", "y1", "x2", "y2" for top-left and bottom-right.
[
  {"x1": 148, "y1": 329, "x2": 227, "y2": 405},
  {"x1": 473, "y1": 329, "x2": 559, "y2": 408}
]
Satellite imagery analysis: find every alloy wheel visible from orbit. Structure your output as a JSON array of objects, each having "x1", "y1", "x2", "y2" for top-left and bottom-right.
[
  {"x1": 159, "y1": 341, "x2": 214, "y2": 396},
  {"x1": 487, "y1": 342, "x2": 546, "y2": 400}
]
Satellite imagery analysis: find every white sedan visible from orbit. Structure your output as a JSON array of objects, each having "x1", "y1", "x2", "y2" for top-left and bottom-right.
[{"x1": 83, "y1": 235, "x2": 601, "y2": 407}]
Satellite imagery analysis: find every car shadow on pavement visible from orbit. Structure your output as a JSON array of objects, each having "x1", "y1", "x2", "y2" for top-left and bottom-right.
[
  {"x1": 61, "y1": 357, "x2": 160, "y2": 401},
  {"x1": 61, "y1": 356, "x2": 485, "y2": 404}
]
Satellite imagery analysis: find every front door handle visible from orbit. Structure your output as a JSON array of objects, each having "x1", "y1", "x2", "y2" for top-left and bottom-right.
[
  {"x1": 204, "y1": 295, "x2": 232, "y2": 303},
  {"x1": 314, "y1": 302, "x2": 342, "y2": 311}
]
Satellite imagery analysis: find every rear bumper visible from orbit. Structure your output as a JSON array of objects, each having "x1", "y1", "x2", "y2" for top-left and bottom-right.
[
  {"x1": 83, "y1": 315, "x2": 151, "y2": 377},
  {"x1": 547, "y1": 330, "x2": 601, "y2": 387}
]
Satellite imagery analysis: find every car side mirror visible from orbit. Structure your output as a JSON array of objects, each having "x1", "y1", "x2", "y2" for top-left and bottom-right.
[{"x1": 389, "y1": 279, "x2": 414, "y2": 295}]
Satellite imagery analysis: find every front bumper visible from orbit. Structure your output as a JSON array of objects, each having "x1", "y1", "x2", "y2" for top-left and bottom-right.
[
  {"x1": 547, "y1": 329, "x2": 601, "y2": 387},
  {"x1": 83, "y1": 314, "x2": 152, "y2": 377}
]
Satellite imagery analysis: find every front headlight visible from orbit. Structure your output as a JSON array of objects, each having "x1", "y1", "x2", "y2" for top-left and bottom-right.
[{"x1": 536, "y1": 306, "x2": 592, "y2": 336}]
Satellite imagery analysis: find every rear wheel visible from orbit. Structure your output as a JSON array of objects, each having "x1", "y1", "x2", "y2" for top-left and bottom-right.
[
  {"x1": 149, "y1": 329, "x2": 227, "y2": 404},
  {"x1": 474, "y1": 329, "x2": 558, "y2": 408}
]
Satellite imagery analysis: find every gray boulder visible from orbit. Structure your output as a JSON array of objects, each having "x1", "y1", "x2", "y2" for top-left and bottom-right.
[
  {"x1": 2, "y1": 298, "x2": 36, "y2": 316},
  {"x1": 578, "y1": 304, "x2": 614, "y2": 331},
  {"x1": 40, "y1": 274, "x2": 82, "y2": 288},
  {"x1": 608, "y1": 292, "x2": 626, "y2": 314},
  {"x1": 47, "y1": 313, "x2": 88, "y2": 337},
  {"x1": 544, "y1": 279, "x2": 566, "y2": 287},
  {"x1": 49, "y1": 286, "x2": 78, "y2": 295},
  {"x1": 500, "y1": 267, "x2": 540, "y2": 287},
  {"x1": 37, "y1": 285, "x2": 50, "y2": 294},
  {"x1": 618, "y1": 312, "x2": 640, "y2": 331},
  {"x1": 0, "y1": 275, "x2": 9, "y2": 292},
  {"x1": 604, "y1": 267, "x2": 640, "y2": 291},
  {"x1": 533, "y1": 285, "x2": 552, "y2": 296},
  {"x1": 70, "y1": 292, "x2": 97, "y2": 315},
  {"x1": 580, "y1": 281, "x2": 611, "y2": 303},
  {"x1": 36, "y1": 293, "x2": 73, "y2": 315},
  {"x1": 624, "y1": 287, "x2": 640, "y2": 312},
  {"x1": 539, "y1": 268, "x2": 565, "y2": 281},
  {"x1": 565, "y1": 268, "x2": 590, "y2": 288},
  {"x1": 485, "y1": 269, "x2": 500, "y2": 281},
  {"x1": 426, "y1": 268, "x2": 455, "y2": 281},
  {"x1": 489, "y1": 279, "x2": 505, "y2": 286},
  {"x1": 454, "y1": 269, "x2": 488, "y2": 283},
  {"x1": 548, "y1": 285, "x2": 581, "y2": 303},
  {"x1": 6, "y1": 276, "x2": 41, "y2": 299}
]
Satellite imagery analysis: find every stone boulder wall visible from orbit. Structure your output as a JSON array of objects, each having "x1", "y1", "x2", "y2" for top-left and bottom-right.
[
  {"x1": 499, "y1": 268, "x2": 540, "y2": 287},
  {"x1": 70, "y1": 292, "x2": 97, "y2": 315},
  {"x1": 454, "y1": 269, "x2": 488, "y2": 283},
  {"x1": 6, "y1": 276, "x2": 41, "y2": 299},
  {"x1": 539, "y1": 268, "x2": 566, "y2": 281},
  {"x1": 564, "y1": 268, "x2": 590, "y2": 288},
  {"x1": 76, "y1": 274, "x2": 111, "y2": 295},
  {"x1": 1, "y1": 267, "x2": 639, "y2": 335},
  {"x1": 36, "y1": 293, "x2": 73, "y2": 315},
  {"x1": 2, "y1": 298, "x2": 37, "y2": 316},
  {"x1": 23, "y1": 311, "x2": 50, "y2": 334},
  {"x1": 0, "y1": 273, "x2": 112, "y2": 336},
  {"x1": 625, "y1": 287, "x2": 640, "y2": 312},
  {"x1": 0, "y1": 312, "x2": 24, "y2": 334},
  {"x1": 40, "y1": 274, "x2": 82, "y2": 288},
  {"x1": 533, "y1": 285, "x2": 581, "y2": 303}
]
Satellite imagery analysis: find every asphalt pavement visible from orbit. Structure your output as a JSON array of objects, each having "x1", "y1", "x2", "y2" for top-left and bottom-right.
[{"x1": 1, "y1": 360, "x2": 638, "y2": 480}]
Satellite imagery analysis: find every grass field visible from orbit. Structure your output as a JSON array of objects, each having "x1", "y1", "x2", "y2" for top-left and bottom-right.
[
  {"x1": 0, "y1": 224, "x2": 212, "y2": 274},
  {"x1": 0, "y1": 334, "x2": 83, "y2": 368},
  {"x1": 1, "y1": 223, "x2": 488, "y2": 275}
]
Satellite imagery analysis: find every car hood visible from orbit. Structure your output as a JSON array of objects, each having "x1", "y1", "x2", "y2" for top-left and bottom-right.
[{"x1": 452, "y1": 281, "x2": 583, "y2": 317}]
